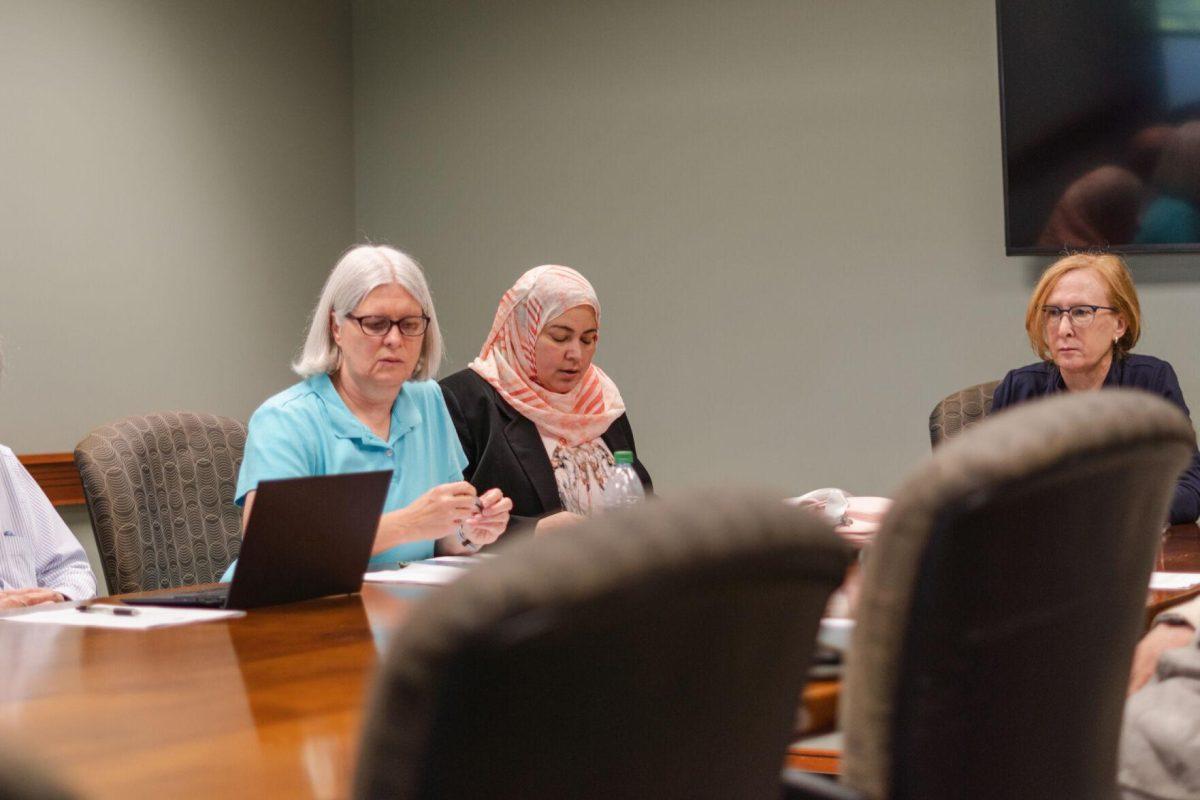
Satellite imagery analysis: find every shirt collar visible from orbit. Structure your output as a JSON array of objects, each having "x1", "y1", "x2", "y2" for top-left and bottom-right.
[
  {"x1": 1047, "y1": 355, "x2": 1124, "y2": 392},
  {"x1": 1102, "y1": 355, "x2": 1125, "y2": 387},
  {"x1": 311, "y1": 373, "x2": 422, "y2": 447}
]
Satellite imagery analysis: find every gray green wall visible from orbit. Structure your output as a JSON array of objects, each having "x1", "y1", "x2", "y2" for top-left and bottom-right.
[
  {"x1": 352, "y1": 0, "x2": 1200, "y2": 497},
  {"x1": 3, "y1": 1, "x2": 1199, "y2": 592},
  {"x1": 0, "y1": 0, "x2": 354, "y2": 451},
  {"x1": 0, "y1": 0, "x2": 355, "y2": 591}
]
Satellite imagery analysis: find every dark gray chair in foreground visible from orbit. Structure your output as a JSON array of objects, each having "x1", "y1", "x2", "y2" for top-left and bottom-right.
[
  {"x1": 787, "y1": 389, "x2": 1196, "y2": 800},
  {"x1": 0, "y1": 747, "x2": 78, "y2": 799},
  {"x1": 355, "y1": 490, "x2": 853, "y2": 800},
  {"x1": 928, "y1": 379, "x2": 1000, "y2": 448},
  {"x1": 75, "y1": 412, "x2": 246, "y2": 595}
]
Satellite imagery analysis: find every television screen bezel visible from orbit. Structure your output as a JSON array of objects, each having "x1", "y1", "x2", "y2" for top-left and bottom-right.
[{"x1": 994, "y1": 0, "x2": 1200, "y2": 256}]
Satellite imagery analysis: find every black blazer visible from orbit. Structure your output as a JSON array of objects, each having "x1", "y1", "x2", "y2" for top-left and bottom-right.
[
  {"x1": 439, "y1": 368, "x2": 653, "y2": 535},
  {"x1": 992, "y1": 353, "x2": 1200, "y2": 525}
]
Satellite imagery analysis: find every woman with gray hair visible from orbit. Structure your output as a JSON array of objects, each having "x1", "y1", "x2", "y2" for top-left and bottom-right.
[{"x1": 230, "y1": 245, "x2": 512, "y2": 571}]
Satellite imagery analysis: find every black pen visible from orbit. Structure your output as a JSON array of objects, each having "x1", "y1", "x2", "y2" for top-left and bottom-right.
[{"x1": 76, "y1": 604, "x2": 138, "y2": 617}]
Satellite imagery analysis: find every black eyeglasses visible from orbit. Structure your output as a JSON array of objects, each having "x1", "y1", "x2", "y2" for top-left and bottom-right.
[
  {"x1": 344, "y1": 314, "x2": 430, "y2": 338},
  {"x1": 1040, "y1": 305, "x2": 1118, "y2": 328}
]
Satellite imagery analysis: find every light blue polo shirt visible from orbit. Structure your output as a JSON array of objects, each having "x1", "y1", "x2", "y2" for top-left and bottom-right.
[{"x1": 225, "y1": 374, "x2": 468, "y2": 577}]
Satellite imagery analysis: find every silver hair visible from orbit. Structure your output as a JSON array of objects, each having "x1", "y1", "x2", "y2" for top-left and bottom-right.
[{"x1": 293, "y1": 245, "x2": 444, "y2": 380}]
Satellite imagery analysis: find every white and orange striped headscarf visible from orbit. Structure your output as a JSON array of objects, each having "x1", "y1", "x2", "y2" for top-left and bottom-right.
[{"x1": 470, "y1": 266, "x2": 626, "y2": 446}]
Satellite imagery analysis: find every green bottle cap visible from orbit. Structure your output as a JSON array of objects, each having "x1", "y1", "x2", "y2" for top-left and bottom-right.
[{"x1": 613, "y1": 450, "x2": 634, "y2": 465}]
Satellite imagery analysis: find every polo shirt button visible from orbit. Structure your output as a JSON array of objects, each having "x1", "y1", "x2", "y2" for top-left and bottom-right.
[{"x1": 386, "y1": 449, "x2": 394, "y2": 457}]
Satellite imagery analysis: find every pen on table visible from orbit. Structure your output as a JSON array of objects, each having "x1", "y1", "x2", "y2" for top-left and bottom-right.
[{"x1": 76, "y1": 604, "x2": 138, "y2": 617}]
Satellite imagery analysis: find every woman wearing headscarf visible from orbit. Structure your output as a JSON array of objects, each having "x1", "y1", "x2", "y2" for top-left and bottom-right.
[{"x1": 440, "y1": 265, "x2": 651, "y2": 536}]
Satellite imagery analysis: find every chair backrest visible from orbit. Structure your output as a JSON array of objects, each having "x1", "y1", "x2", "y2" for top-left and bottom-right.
[
  {"x1": 74, "y1": 412, "x2": 246, "y2": 595},
  {"x1": 928, "y1": 379, "x2": 1000, "y2": 448},
  {"x1": 0, "y1": 747, "x2": 78, "y2": 800},
  {"x1": 842, "y1": 389, "x2": 1196, "y2": 800},
  {"x1": 355, "y1": 490, "x2": 853, "y2": 800}
]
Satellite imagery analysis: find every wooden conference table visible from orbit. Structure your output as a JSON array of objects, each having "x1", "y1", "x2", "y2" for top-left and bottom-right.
[
  {"x1": 0, "y1": 525, "x2": 1198, "y2": 798},
  {"x1": 0, "y1": 582, "x2": 421, "y2": 799}
]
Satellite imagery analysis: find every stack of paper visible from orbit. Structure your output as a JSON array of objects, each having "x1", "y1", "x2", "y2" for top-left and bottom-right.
[
  {"x1": 1150, "y1": 572, "x2": 1200, "y2": 591},
  {"x1": 1, "y1": 605, "x2": 245, "y2": 629},
  {"x1": 365, "y1": 556, "x2": 483, "y2": 586}
]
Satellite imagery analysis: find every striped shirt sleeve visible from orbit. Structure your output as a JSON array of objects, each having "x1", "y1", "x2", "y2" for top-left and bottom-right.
[{"x1": 0, "y1": 448, "x2": 97, "y2": 600}]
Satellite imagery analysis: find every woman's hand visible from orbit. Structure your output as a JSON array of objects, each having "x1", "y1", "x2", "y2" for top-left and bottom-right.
[
  {"x1": 378, "y1": 482, "x2": 480, "y2": 552},
  {"x1": 461, "y1": 488, "x2": 513, "y2": 547},
  {"x1": 535, "y1": 510, "x2": 585, "y2": 536},
  {"x1": 434, "y1": 488, "x2": 513, "y2": 555},
  {"x1": 1128, "y1": 621, "x2": 1195, "y2": 695}
]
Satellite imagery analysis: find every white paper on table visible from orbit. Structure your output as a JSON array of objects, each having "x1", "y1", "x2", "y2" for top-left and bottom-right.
[
  {"x1": 1150, "y1": 572, "x2": 1200, "y2": 591},
  {"x1": 365, "y1": 556, "x2": 484, "y2": 586},
  {"x1": 1, "y1": 605, "x2": 245, "y2": 630}
]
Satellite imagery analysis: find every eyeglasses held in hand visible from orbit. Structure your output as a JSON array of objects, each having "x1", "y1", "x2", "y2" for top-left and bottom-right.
[
  {"x1": 1040, "y1": 304, "x2": 1117, "y2": 328},
  {"x1": 345, "y1": 314, "x2": 430, "y2": 337}
]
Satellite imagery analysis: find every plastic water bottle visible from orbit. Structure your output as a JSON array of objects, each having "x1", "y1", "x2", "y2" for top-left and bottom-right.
[{"x1": 600, "y1": 450, "x2": 645, "y2": 512}]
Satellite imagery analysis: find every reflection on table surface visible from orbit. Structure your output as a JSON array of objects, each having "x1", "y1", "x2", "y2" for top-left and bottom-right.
[
  {"x1": 1149, "y1": 523, "x2": 1200, "y2": 619},
  {"x1": 2, "y1": 526, "x2": 1197, "y2": 796},
  {"x1": 0, "y1": 583, "x2": 428, "y2": 800}
]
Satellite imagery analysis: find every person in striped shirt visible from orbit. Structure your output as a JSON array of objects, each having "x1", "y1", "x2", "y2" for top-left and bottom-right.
[{"x1": 0, "y1": 345, "x2": 97, "y2": 608}]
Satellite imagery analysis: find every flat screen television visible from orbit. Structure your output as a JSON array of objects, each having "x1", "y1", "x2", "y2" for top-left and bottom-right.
[{"x1": 997, "y1": 0, "x2": 1200, "y2": 254}]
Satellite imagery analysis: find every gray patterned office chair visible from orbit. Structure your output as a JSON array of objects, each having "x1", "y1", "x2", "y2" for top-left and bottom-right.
[
  {"x1": 784, "y1": 389, "x2": 1196, "y2": 800},
  {"x1": 75, "y1": 412, "x2": 246, "y2": 595},
  {"x1": 355, "y1": 489, "x2": 854, "y2": 800},
  {"x1": 928, "y1": 379, "x2": 1000, "y2": 448}
]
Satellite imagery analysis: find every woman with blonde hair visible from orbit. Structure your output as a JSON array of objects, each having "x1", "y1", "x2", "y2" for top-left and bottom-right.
[{"x1": 992, "y1": 252, "x2": 1200, "y2": 524}]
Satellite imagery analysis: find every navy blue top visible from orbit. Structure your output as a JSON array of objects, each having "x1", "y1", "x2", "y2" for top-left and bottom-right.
[{"x1": 992, "y1": 354, "x2": 1200, "y2": 525}]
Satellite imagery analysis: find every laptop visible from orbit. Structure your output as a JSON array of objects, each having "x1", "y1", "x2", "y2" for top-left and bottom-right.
[{"x1": 124, "y1": 470, "x2": 391, "y2": 610}]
